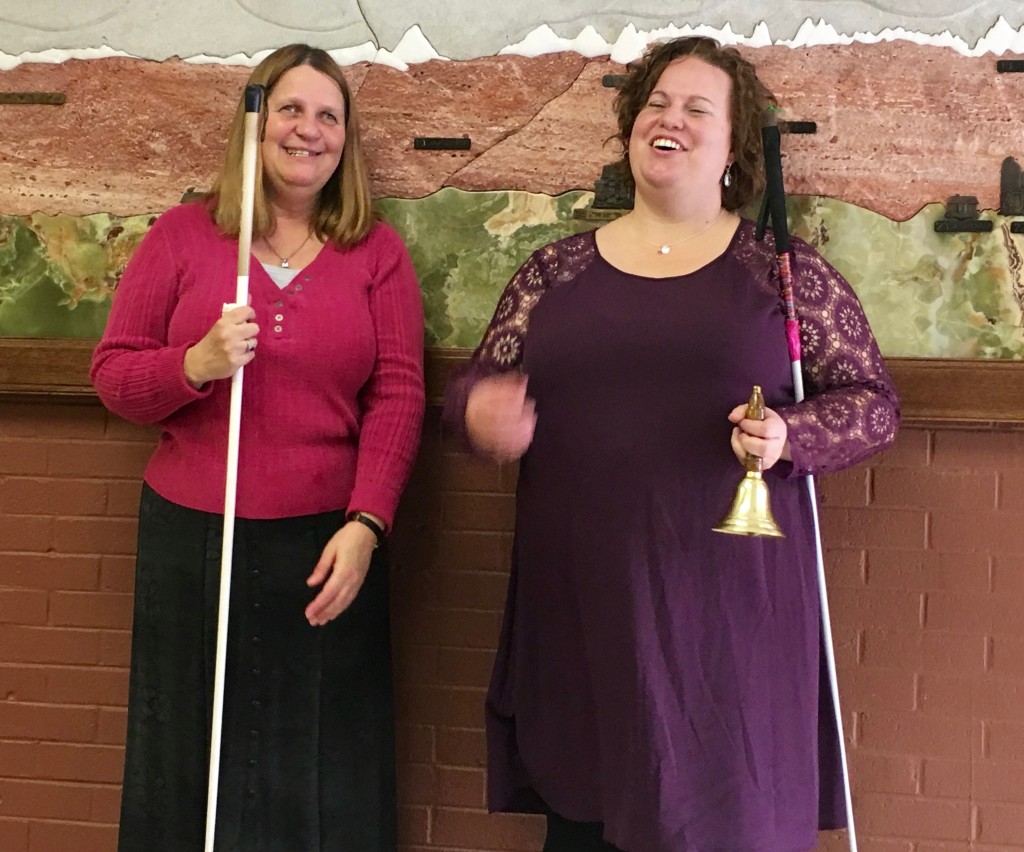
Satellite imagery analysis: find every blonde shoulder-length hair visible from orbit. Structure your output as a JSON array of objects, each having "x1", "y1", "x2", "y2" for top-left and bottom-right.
[{"x1": 207, "y1": 43, "x2": 375, "y2": 247}]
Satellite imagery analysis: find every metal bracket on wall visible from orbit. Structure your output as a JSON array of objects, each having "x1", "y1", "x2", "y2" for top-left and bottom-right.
[
  {"x1": 0, "y1": 92, "x2": 66, "y2": 105},
  {"x1": 996, "y1": 60, "x2": 1024, "y2": 72},
  {"x1": 934, "y1": 195, "x2": 993, "y2": 233},
  {"x1": 413, "y1": 137, "x2": 471, "y2": 150}
]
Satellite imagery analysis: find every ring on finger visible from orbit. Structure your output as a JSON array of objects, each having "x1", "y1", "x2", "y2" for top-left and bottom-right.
[{"x1": 246, "y1": 339, "x2": 256, "y2": 353}]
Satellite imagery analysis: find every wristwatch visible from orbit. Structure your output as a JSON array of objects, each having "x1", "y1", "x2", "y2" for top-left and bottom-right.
[{"x1": 346, "y1": 511, "x2": 385, "y2": 548}]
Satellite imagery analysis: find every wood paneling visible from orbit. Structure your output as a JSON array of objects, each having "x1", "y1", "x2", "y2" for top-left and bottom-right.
[{"x1": 3, "y1": 339, "x2": 1024, "y2": 426}]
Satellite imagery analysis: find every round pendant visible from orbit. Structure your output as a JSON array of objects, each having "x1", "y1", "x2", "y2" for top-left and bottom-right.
[{"x1": 658, "y1": 245, "x2": 670, "y2": 255}]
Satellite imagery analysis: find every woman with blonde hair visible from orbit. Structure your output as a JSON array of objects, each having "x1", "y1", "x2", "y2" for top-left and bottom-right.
[{"x1": 92, "y1": 43, "x2": 424, "y2": 851}]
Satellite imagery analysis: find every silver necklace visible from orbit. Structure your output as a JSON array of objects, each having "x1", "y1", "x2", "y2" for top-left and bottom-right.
[
  {"x1": 264, "y1": 230, "x2": 313, "y2": 268},
  {"x1": 634, "y1": 209, "x2": 725, "y2": 255}
]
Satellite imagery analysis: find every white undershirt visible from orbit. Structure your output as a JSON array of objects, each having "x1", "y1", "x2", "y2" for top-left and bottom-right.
[{"x1": 261, "y1": 262, "x2": 302, "y2": 289}]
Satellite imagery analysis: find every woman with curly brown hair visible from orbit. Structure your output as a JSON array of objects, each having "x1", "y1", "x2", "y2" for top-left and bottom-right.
[{"x1": 446, "y1": 36, "x2": 899, "y2": 851}]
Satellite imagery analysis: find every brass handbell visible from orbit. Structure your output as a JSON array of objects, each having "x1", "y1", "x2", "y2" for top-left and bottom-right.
[{"x1": 713, "y1": 385, "x2": 785, "y2": 538}]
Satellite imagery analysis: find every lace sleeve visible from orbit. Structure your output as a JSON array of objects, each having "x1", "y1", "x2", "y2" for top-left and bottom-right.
[
  {"x1": 775, "y1": 240, "x2": 901, "y2": 476},
  {"x1": 442, "y1": 249, "x2": 552, "y2": 441}
]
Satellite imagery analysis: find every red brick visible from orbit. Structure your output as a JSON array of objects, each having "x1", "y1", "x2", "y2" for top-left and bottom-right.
[
  {"x1": 861, "y1": 629, "x2": 985, "y2": 675},
  {"x1": 435, "y1": 570, "x2": 509, "y2": 611},
  {"x1": 974, "y1": 760, "x2": 1024, "y2": 804},
  {"x1": 442, "y1": 493, "x2": 516, "y2": 533},
  {"x1": 46, "y1": 441, "x2": 153, "y2": 479},
  {"x1": 0, "y1": 478, "x2": 108, "y2": 516},
  {"x1": 847, "y1": 751, "x2": 919, "y2": 795},
  {"x1": 49, "y1": 591, "x2": 133, "y2": 630},
  {"x1": 0, "y1": 514, "x2": 54, "y2": 551},
  {"x1": 843, "y1": 666, "x2": 915, "y2": 712},
  {"x1": 0, "y1": 439, "x2": 49, "y2": 476},
  {"x1": 393, "y1": 641, "x2": 439, "y2": 684},
  {"x1": 395, "y1": 724, "x2": 434, "y2": 764},
  {"x1": 0, "y1": 665, "x2": 47, "y2": 702},
  {"x1": 0, "y1": 625, "x2": 100, "y2": 665},
  {"x1": 98, "y1": 555, "x2": 135, "y2": 593},
  {"x1": 858, "y1": 711, "x2": 971, "y2": 760},
  {"x1": 45, "y1": 666, "x2": 129, "y2": 707},
  {"x1": 102, "y1": 414, "x2": 158, "y2": 443},
  {"x1": 34, "y1": 743, "x2": 124, "y2": 784},
  {"x1": 105, "y1": 479, "x2": 142, "y2": 517},
  {"x1": 975, "y1": 801, "x2": 1024, "y2": 844},
  {"x1": 90, "y1": 785, "x2": 121, "y2": 822},
  {"x1": 0, "y1": 403, "x2": 107, "y2": 440},
  {"x1": 874, "y1": 467, "x2": 996, "y2": 510},
  {"x1": 97, "y1": 631, "x2": 132, "y2": 667},
  {"x1": 830, "y1": 588, "x2": 922, "y2": 632},
  {"x1": 436, "y1": 766, "x2": 486, "y2": 808},
  {"x1": 866, "y1": 551, "x2": 990, "y2": 592},
  {"x1": 0, "y1": 553, "x2": 100, "y2": 592},
  {"x1": 95, "y1": 707, "x2": 127, "y2": 746},
  {"x1": 437, "y1": 647, "x2": 495, "y2": 689},
  {"x1": 437, "y1": 531, "x2": 513, "y2": 573},
  {"x1": 921, "y1": 758, "x2": 972, "y2": 799},
  {"x1": 0, "y1": 817, "x2": 29, "y2": 851},
  {"x1": 436, "y1": 727, "x2": 486, "y2": 768},
  {"x1": 916, "y1": 674, "x2": 975, "y2": 717},
  {"x1": 873, "y1": 428, "x2": 930, "y2": 469},
  {"x1": 931, "y1": 510, "x2": 1024, "y2": 555},
  {"x1": 0, "y1": 702, "x2": 97, "y2": 743},
  {"x1": 396, "y1": 762, "x2": 435, "y2": 805},
  {"x1": 395, "y1": 685, "x2": 487, "y2": 728},
  {"x1": 987, "y1": 638, "x2": 1024, "y2": 680},
  {"x1": 398, "y1": 804, "x2": 429, "y2": 846},
  {"x1": 821, "y1": 506, "x2": 928, "y2": 550},
  {"x1": 856, "y1": 792, "x2": 970, "y2": 840},
  {"x1": 819, "y1": 466, "x2": 869, "y2": 507},
  {"x1": 439, "y1": 452, "x2": 504, "y2": 492},
  {"x1": 432, "y1": 808, "x2": 544, "y2": 851},
  {"x1": 0, "y1": 779, "x2": 93, "y2": 820},
  {"x1": 932, "y1": 431, "x2": 1024, "y2": 472},
  {"x1": 0, "y1": 589, "x2": 48, "y2": 625},
  {"x1": 51, "y1": 517, "x2": 137, "y2": 556},
  {"x1": 821, "y1": 547, "x2": 866, "y2": 589},
  {"x1": 28, "y1": 820, "x2": 118, "y2": 852},
  {"x1": 987, "y1": 720, "x2": 1024, "y2": 763}
]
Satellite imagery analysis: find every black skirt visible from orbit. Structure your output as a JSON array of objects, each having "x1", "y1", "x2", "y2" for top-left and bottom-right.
[{"x1": 118, "y1": 484, "x2": 396, "y2": 852}]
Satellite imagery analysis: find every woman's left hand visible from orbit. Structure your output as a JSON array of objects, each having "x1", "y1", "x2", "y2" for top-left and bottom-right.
[
  {"x1": 304, "y1": 521, "x2": 377, "y2": 626},
  {"x1": 728, "y1": 404, "x2": 791, "y2": 470}
]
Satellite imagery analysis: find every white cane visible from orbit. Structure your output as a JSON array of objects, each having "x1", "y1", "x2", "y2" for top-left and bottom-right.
[
  {"x1": 759, "y1": 109, "x2": 858, "y2": 851},
  {"x1": 204, "y1": 82, "x2": 264, "y2": 852}
]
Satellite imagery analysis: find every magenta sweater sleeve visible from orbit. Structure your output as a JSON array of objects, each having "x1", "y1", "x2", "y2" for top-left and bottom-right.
[
  {"x1": 346, "y1": 224, "x2": 425, "y2": 529},
  {"x1": 90, "y1": 209, "x2": 212, "y2": 423}
]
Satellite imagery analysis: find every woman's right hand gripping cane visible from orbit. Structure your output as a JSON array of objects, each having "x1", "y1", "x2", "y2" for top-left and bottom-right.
[
  {"x1": 465, "y1": 373, "x2": 537, "y2": 464},
  {"x1": 183, "y1": 305, "x2": 259, "y2": 389}
]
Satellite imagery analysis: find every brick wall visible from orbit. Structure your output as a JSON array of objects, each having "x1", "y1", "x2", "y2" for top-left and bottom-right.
[{"x1": 1, "y1": 399, "x2": 1023, "y2": 850}]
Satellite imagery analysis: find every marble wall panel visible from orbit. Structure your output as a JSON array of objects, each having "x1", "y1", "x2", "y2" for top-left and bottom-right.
[{"x1": 4, "y1": 44, "x2": 1023, "y2": 221}]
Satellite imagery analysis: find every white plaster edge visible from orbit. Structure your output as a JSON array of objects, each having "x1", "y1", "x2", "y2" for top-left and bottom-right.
[{"x1": 3, "y1": 17, "x2": 1024, "y2": 70}]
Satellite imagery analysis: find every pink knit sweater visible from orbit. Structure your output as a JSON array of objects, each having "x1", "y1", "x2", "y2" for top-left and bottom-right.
[{"x1": 91, "y1": 203, "x2": 424, "y2": 525}]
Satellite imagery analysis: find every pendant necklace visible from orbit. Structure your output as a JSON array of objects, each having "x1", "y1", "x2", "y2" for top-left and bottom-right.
[
  {"x1": 264, "y1": 230, "x2": 313, "y2": 268},
  {"x1": 635, "y1": 208, "x2": 725, "y2": 255}
]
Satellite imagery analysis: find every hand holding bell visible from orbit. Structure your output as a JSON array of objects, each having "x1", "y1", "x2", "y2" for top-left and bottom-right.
[{"x1": 713, "y1": 386, "x2": 785, "y2": 538}]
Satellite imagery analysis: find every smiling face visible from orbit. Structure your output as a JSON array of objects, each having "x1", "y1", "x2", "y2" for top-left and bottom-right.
[
  {"x1": 627, "y1": 56, "x2": 733, "y2": 203},
  {"x1": 261, "y1": 64, "x2": 347, "y2": 208}
]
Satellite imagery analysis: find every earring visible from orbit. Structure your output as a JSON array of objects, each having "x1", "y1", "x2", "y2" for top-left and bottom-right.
[{"x1": 722, "y1": 164, "x2": 733, "y2": 188}]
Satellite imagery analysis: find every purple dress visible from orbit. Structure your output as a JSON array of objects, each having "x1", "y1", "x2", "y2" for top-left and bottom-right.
[{"x1": 446, "y1": 220, "x2": 900, "y2": 851}]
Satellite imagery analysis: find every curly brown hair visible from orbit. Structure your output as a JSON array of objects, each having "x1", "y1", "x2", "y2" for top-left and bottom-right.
[{"x1": 612, "y1": 36, "x2": 777, "y2": 212}]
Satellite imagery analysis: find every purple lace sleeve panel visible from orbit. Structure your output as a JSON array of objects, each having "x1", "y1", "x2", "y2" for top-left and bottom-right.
[
  {"x1": 442, "y1": 234, "x2": 596, "y2": 443},
  {"x1": 775, "y1": 239, "x2": 901, "y2": 477}
]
